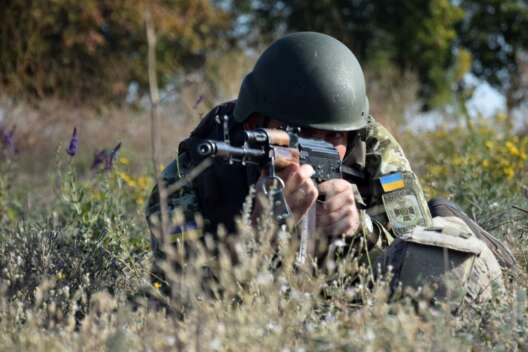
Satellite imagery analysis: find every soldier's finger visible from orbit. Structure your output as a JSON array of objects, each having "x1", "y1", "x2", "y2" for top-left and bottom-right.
[
  {"x1": 320, "y1": 189, "x2": 356, "y2": 213},
  {"x1": 317, "y1": 204, "x2": 356, "y2": 228},
  {"x1": 288, "y1": 178, "x2": 318, "y2": 206},
  {"x1": 284, "y1": 164, "x2": 315, "y2": 191},
  {"x1": 298, "y1": 164, "x2": 316, "y2": 180},
  {"x1": 277, "y1": 163, "x2": 300, "y2": 184},
  {"x1": 285, "y1": 179, "x2": 318, "y2": 223},
  {"x1": 301, "y1": 180, "x2": 319, "y2": 202},
  {"x1": 318, "y1": 179, "x2": 351, "y2": 199},
  {"x1": 319, "y1": 210, "x2": 360, "y2": 237}
]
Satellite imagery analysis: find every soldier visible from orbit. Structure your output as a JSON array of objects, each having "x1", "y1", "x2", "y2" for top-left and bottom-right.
[{"x1": 146, "y1": 32, "x2": 514, "y2": 302}]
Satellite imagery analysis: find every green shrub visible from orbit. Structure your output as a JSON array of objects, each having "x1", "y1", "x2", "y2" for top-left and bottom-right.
[
  {"x1": 405, "y1": 113, "x2": 527, "y2": 216},
  {"x1": 0, "y1": 157, "x2": 150, "y2": 316}
]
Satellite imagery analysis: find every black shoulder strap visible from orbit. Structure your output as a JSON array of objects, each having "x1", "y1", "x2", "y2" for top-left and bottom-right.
[
  {"x1": 177, "y1": 101, "x2": 255, "y2": 235},
  {"x1": 190, "y1": 100, "x2": 237, "y2": 139}
]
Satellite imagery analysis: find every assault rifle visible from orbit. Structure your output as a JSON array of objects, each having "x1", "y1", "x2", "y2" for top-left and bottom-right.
[
  {"x1": 195, "y1": 127, "x2": 343, "y2": 216},
  {"x1": 197, "y1": 128, "x2": 343, "y2": 181},
  {"x1": 192, "y1": 119, "x2": 364, "y2": 264}
]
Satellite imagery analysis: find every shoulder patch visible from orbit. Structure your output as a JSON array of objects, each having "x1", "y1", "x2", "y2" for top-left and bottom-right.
[
  {"x1": 380, "y1": 172, "x2": 405, "y2": 192},
  {"x1": 381, "y1": 172, "x2": 432, "y2": 236}
]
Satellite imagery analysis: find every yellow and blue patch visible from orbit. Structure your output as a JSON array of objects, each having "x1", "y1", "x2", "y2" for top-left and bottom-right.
[{"x1": 380, "y1": 172, "x2": 405, "y2": 192}]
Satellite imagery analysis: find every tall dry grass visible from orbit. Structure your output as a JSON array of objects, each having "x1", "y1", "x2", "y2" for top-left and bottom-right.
[{"x1": 0, "y1": 94, "x2": 527, "y2": 350}]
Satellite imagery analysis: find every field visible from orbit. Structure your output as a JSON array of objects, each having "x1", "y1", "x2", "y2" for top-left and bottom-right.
[{"x1": 0, "y1": 96, "x2": 527, "y2": 351}]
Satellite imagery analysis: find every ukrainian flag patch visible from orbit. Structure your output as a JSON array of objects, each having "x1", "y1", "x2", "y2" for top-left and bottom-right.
[{"x1": 380, "y1": 172, "x2": 405, "y2": 192}]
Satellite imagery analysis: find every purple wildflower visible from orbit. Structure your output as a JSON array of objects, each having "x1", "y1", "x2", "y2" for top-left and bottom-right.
[
  {"x1": 105, "y1": 142, "x2": 121, "y2": 170},
  {"x1": 1, "y1": 125, "x2": 17, "y2": 154},
  {"x1": 91, "y1": 149, "x2": 107, "y2": 170},
  {"x1": 192, "y1": 95, "x2": 204, "y2": 109},
  {"x1": 91, "y1": 142, "x2": 122, "y2": 171},
  {"x1": 66, "y1": 127, "x2": 79, "y2": 157}
]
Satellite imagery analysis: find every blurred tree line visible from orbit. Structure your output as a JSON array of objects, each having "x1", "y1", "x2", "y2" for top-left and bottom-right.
[
  {"x1": 235, "y1": 0, "x2": 528, "y2": 113},
  {"x1": 0, "y1": 0, "x2": 232, "y2": 102},
  {"x1": 1, "y1": 0, "x2": 527, "y2": 112}
]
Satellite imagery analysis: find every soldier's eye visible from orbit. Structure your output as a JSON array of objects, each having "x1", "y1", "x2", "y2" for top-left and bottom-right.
[{"x1": 329, "y1": 132, "x2": 346, "y2": 141}]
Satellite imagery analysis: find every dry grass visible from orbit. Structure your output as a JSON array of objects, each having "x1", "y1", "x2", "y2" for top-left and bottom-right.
[{"x1": 0, "y1": 95, "x2": 527, "y2": 351}]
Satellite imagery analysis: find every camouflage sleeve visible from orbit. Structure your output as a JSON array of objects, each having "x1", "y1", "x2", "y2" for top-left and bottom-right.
[
  {"x1": 366, "y1": 118, "x2": 412, "y2": 175},
  {"x1": 364, "y1": 118, "x2": 432, "y2": 240},
  {"x1": 145, "y1": 152, "x2": 201, "y2": 237}
]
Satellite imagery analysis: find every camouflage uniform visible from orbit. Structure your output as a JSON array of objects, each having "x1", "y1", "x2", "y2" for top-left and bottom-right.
[
  {"x1": 145, "y1": 101, "x2": 431, "y2": 244},
  {"x1": 146, "y1": 101, "x2": 512, "y2": 301}
]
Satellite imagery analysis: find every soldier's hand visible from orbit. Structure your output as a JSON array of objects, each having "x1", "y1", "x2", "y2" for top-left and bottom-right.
[
  {"x1": 316, "y1": 179, "x2": 360, "y2": 238},
  {"x1": 278, "y1": 164, "x2": 319, "y2": 224}
]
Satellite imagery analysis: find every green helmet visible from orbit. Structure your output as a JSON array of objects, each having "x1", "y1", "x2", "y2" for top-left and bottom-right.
[{"x1": 233, "y1": 32, "x2": 369, "y2": 131}]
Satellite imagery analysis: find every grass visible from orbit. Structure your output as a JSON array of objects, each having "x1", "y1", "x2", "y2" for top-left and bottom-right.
[{"x1": 0, "y1": 101, "x2": 527, "y2": 351}]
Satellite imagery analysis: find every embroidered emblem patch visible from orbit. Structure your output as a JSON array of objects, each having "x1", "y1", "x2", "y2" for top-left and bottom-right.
[
  {"x1": 381, "y1": 172, "x2": 432, "y2": 236},
  {"x1": 380, "y1": 172, "x2": 405, "y2": 192},
  {"x1": 383, "y1": 191, "x2": 426, "y2": 235}
]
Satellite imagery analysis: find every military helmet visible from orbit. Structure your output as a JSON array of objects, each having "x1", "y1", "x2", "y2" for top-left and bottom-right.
[{"x1": 233, "y1": 32, "x2": 369, "y2": 131}]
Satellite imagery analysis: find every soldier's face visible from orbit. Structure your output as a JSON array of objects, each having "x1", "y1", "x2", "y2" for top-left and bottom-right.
[{"x1": 298, "y1": 127, "x2": 348, "y2": 160}]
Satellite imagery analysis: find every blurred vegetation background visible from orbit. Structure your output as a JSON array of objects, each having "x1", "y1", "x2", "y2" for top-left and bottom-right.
[{"x1": 1, "y1": 0, "x2": 527, "y2": 112}]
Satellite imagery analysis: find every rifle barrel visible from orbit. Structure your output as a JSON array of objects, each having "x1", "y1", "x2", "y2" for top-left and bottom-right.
[{"x1": 196, "y1": 140, "x2": 266, "y2": 160}]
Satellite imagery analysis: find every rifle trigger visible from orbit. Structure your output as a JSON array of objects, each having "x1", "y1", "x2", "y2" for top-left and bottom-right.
[{"x1": 341, "y1": 165, "x2": 366, "y2": 179}]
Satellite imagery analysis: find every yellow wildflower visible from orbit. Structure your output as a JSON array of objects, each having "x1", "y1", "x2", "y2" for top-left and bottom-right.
[
  {"x1": 117, "y1": 171, "x2": 127, "y2": 180},
  {"x1": 452, "y1": 156, "x2": 464, "y2": 166},
  {"x1": 505, "y1": 141, "x2": 520, "y2": 156},
  {"x1": 484, "y1": 140, "x2": 494, "y2": 150},
  {"x1": 153, "y1": 282, "x2": 161, "y2": 290},
  {"x1": 429, "y1": 165, "x2": 447, "y2": 176},
  {"x1": 499, "y1": 158, "x2": 510, "y2": 167},
  {"x1": 504, "y1": 166, "x2": 515, "y2": 179},
  {"x1": 482, "y1": 159, "x2": 490, "y2": 168},
  {"x1": 118, "y1": 171, "x2": 137, "y2": 187},
  {"x1": 119, "y1": 157, "x2": 130, "y2": 165},
  {"x1": 137, "y1": 176, "x2": 151, "y2": 189}
]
